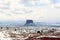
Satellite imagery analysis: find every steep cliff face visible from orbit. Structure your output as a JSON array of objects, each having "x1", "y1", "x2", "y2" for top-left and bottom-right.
[{"x1": 25, "y1": 20, "x2": 35, "y2": 26}]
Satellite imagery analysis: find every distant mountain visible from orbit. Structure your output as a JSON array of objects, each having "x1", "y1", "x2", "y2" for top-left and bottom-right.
[
  {"x1": 0, "y1": 20, "x2": 60, "y2": 27},
  {"x1": 0, "y1": 20, "x2": 25, "y2": 26},
  {"x1": 34, "y1": 22, "x2": 45, "y2": 26},
  {"x1": 34, "y1": 22, "x2": 60, "y2": 27}
]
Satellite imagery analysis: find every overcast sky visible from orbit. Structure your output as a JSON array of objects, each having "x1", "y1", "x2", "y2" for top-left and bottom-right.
[{"x1": 0, "y1": 0, "x2": 60, "y2": 23}]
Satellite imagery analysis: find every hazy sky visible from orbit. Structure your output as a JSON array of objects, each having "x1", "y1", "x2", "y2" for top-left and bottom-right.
[{"x1": 0, "y1": 0, "x2": 60, "y2": 23}]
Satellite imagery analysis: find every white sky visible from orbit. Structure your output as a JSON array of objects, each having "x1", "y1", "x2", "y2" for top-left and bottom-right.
[{"x1": 0, "y1": 0, "x2": 60, "y2": 23}]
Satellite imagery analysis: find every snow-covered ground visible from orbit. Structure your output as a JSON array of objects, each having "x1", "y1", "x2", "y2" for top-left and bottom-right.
[{"x1": 0, "y1": 26, "x2": 60, "y2": 40}]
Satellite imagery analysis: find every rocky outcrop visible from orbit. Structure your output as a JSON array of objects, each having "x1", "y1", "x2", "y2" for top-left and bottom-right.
[{"x1": 25, "y1": 20, "x2": 35, "y2": 26}]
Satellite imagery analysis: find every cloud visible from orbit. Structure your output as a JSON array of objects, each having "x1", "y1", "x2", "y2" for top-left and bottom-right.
[
  {"x1": 6, "y1": 13, "x2": 12, "y2": 16},
  {"x1": 50, "y1": 1, "x2": 60, "y2": 9},
  {"x1": 54, "y1": 2, "x2": 60, "y2": 8},
  {"x1": 0, "y1": 0, "x2": 60, "y2": 23},
  {"x1": 22, "y1": 0, "x2": 50, "y2": 7},
  {"x1": 50, "y1": 0, "x2": 58, "y2": 3}
]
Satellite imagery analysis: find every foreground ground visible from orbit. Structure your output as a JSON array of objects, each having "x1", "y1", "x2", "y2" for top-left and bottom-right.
[{"x1": 0, "y1": 27, "x2": 60, "y2": 40}]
